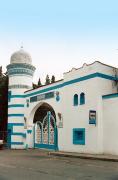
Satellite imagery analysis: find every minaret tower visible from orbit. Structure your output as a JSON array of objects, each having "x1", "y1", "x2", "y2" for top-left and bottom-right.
[{"x1": 7, "y1": 47, "x2": 36, "y2": 149}]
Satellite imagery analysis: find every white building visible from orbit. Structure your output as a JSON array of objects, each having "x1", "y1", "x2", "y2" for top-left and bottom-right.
[{"x1": 7, "y1": 48, "x2": 118, "y2": 155}]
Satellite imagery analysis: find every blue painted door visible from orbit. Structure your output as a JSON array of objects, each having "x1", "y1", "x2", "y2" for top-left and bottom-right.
[{"x1": 34, "y1": 111, "x2": 58, "y2": 150}]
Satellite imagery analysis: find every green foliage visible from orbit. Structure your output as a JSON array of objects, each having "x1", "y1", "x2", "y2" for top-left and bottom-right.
[
  {"x1": 45, "y1": 75, "x2": 50, "y2": 85},
  {"x1": 0, "y1": 66, "x2": 2, "y2": 77},
  {"x1": 33, "y1": 83, "x2": 38, "y2": 89},
  {"x1": 0, "y1": 69, "x2": 8, "y2": 132},
  {"x1": 38, "y1": 78, "x2": 42, "y2": 86},
  {"x1": 51, "y1": 75, "x2": 55, "y2": 83}
]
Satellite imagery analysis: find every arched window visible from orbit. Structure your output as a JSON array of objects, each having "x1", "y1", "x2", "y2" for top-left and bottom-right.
[
  {"x1": 80, "y1": 93, "x2": 85, "y2": 105},
  {"x1": 74, "y1": 94, "x2": 78, "y2": 106}
]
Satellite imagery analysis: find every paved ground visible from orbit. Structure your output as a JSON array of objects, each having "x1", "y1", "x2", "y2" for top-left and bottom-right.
[
  {"x1": 50, "y1": 151, "x2": 118, "y2": 162},
  {"x1": 0, "y1": 149, "x2": 118, "y2": 180}
]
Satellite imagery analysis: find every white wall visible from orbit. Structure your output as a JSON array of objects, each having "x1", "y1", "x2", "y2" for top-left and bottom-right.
[
  {"x1": 8, "y1": 73, "x2": 33, "y2": 149},
  {"x1": 23, "y1": 61, "x2": 118, "y2": 153},
  {"x1": 9, "y1": 75, "x2": 33, "y2": 87},
  {"x1": 103, "y1": 97, "x2": 118, "y2": 155},
  {"x1": 58, "y1": 62, "x2": 117, "y2": 154}
]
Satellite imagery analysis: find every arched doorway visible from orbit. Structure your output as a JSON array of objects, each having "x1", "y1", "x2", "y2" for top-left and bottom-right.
[{"x1": 33, "y1": 103, "x2": 58, "y2": 150}]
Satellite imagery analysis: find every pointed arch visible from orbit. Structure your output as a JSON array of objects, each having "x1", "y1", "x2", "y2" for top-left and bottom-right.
[
  {"x1": 73, "y1": 94, "x2": 78, "y2": 106},
  {"x1": 80, "y1": 92, "x2": 85, "y2": 105}
]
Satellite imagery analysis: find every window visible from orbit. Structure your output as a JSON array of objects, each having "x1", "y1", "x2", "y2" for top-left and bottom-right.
[
  {"x1": 30, "y1": 96, "x2": 37, "y2": 103},
  {"x1": 80, "y1": 93, "x2": 85, "y2": 105},
  {"x1": 73, "y1": 94, "x2": 78, "y2": 106},
  {"x1": 73, "y1": 128, "x2": 85, "y2": 145}
]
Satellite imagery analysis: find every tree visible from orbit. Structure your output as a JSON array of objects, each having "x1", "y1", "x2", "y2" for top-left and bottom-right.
[
  {"x1": 45, "y1": 75, "x2": 50, "y2": 85},
  {"x1": 33, "y1": 83, "x2": 38, "y2": 89},
  {"x1": 0, "y1": 66, "x2": 2, "y2": 77},
  {"x1": 51, "y1": 75, "x2": 55, "y2": 83},
  {"x1": 0, "y1": 70, "x2": 8, "y2": 137},
  {"x1": 38, "y1": 78, "x2": 42, "y2": 87}
]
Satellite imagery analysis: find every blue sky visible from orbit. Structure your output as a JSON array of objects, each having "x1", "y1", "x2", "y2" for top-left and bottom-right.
[{"x1": 0, "y1": 0, "x2": 118, "y2": 82}]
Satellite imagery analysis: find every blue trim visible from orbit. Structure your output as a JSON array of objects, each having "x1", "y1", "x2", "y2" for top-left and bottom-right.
[
  {"x1": 24, "y1": 72, "x2": 117, "y2": 98},
  {"x1": 8, "y1": 114, "x2": 24, "y2": 117},
  {"x1": 8, "y1": 123, "x2": 24, "y2": 135},
  {"x1": 10, "y1": 142, "x2": 24, "y2": 145},
  {"x1": 8, "y1": 123, "x2": 24, "y2": 127},
  {"x1": 23, "y1": 133, "x2": 26, "y2": 138},
  {"x1": 102, "y1": 93, "x2": 118, "y2": 99},
  {"x1": 8, "y1": 124, "x2": 25, "y2": 135},
  {"x1": 27, "y1": 130, "x2": 32, "y2": 134},
  {"x1": 55, "y1": 127, "x2": 58, "y2": 150},
  {"x1": 73, "y1": 128, "x2": 85, "y2": 145},
  {"x1": 8, "y1": 104, "x2": 24, "y2": 108},
  {"x1": 25, "y1": 84, "x2": 63, "y2": 98},
  {"x1": 48, "y1": 112, "x2": 51, "y2": 144},
  {"x1": 80, "y1": 93, "x2": 85, "y2": 105},
  {"x1": 89, "y1": 119, "x2": 96, "y2": 124},
  {"x1": 56, "y1": 96, "x2": 60, "y2": 102},
  {"x1": 7, "y1": 63, "x2": 35, "y2": 77},
  {"x1": 73, "y1": 94, "x2": 78, "y2": 106},
  {"x1": 97, "y1": 73, "x2": 116, "y2": 80},
  {"x1": 34, "y1": 112, "x2": 58, "y2": 150},
  {"x1": 11, "y1": 95, "x2": 24, "y2": 98},
  {"x1": 12, "y1": 132, "x2": 25, "y2": 136},
  {"x1": 7, "y1": 63, "x2": 36, "y2": 70},
  {"x1": 8, "y1": 71, "x2": 33, "y2": 76},
  {"x1": 9, "y1": 73, "x2": 117, "y2": 99},
  {"x1": 7, "y1": 123, "x2": 24, "y2": 148},
  {"x1": 35, "y1": 143, "x2": 56, "y2": 150},
  {"x1": 33, "y1": 126, "x2": 35, "y2": 148}
]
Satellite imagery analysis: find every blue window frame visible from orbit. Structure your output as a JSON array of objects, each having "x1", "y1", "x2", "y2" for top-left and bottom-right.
[
  {"x1": 73, "y1": 128, "x2": 85, "y2": 145},
  {"x1": 89, "y1": 110, "x2": 96, "y2": 125},
  {"x1": 80, "y1": 93, "x2": 85, "y2": 105},
  {"x1": 73, "y1": 94, "x2": 78, "y2": 106}
]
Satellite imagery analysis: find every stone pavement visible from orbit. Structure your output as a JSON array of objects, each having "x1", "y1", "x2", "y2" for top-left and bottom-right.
[
  {"x1": 0, "y1": 149, "x2": 118, "y2": 179},
  {"x1": 49, "y1": 151, "x2": 118, "y2": 162}
]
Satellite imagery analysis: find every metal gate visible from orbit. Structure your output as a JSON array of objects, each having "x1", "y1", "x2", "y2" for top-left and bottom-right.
[{"x1": 34, "y1": 111, "x2": 58, "y2": 150}]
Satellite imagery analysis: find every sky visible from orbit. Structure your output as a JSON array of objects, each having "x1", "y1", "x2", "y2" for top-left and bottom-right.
[{"x1": 0, "y1": 0, "x2": 118, "y2": 83}]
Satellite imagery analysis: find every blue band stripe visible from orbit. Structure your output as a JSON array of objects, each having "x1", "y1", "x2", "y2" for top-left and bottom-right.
[
  {"x1": 8, "y1": 114, "x2": 24, "y2": 117},
  {"x1": 8, "y1": 124, "x2": 24, "y2": 134},
  {"x1": 24, "y1": 72, "x2": 117, "y2": 98},
  {"x1": 12, "y1": 133, "x2": 24, "y2": 136},
  {"x1": 35, "y1": 143, "x2": 56, "y2": 150},
  {"x1": 102, "y1": 93, "x2": 118, "y2": 99},
  {"x1": 9, "y1": 72, "x2": 117, "y2": 99},
  {"x1": 11, "y1": 95, "x2": 24, "y2": 98},
  {"x1": 11, "y1": 132, "x2": 25, "y2": 136},
  {"x1": 8, "y1": 123, "x2": 24, "y2": 127},
  {"x1": 11, "y1": 132, "x2": 26, "y2": 138},
  {"x1": 8, "y1": 104, "x2": 24, "y2": 108},
  {"x1": 7, "y1": 124, "x2": 24, "y2": 147}
]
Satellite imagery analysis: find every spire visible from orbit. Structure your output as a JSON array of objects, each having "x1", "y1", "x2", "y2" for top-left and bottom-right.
[{"x1": 20, "y1": 42, "x2": 24, "y2": 50}]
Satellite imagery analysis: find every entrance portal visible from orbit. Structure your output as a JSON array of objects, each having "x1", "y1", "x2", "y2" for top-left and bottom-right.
[{"x1": 33, "y1": 103, "x2": 58, "y2": 150}]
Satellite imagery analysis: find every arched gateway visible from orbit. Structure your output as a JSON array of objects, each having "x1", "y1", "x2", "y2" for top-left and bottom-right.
[{"x1": 33, "y1": 103, "x2": 58, "y2": 150}]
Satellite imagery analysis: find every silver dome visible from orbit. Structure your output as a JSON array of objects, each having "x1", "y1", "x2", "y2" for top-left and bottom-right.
[{"x1": 10, "y1": 49, "x2": 32, "y2": 64}]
